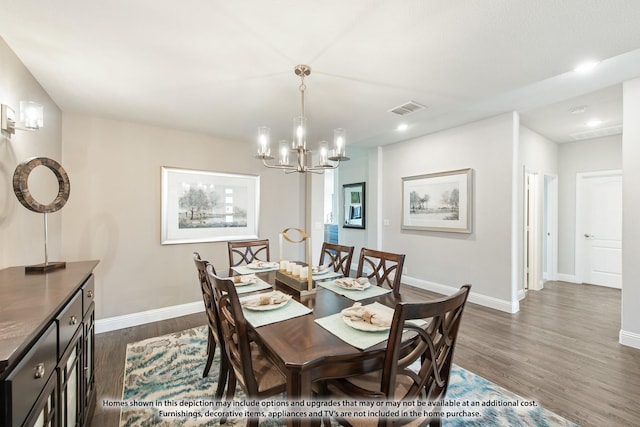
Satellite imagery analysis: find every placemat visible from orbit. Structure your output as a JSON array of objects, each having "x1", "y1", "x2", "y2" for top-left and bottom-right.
[
  {"x1": 234, "y1": 277, "x2": 273, "y2": 294},
  {"x1": 232, "y1": 263, "x2": 279, "y2": 275},
  {"x1": 318, "y1": 280, "x2": 392, "y2": 301},
  {"x1": 241, "y1": 297, "x2": 313, "y2": 328},
  {"x1": 314, "y1": 302, "x2": 392, "y2": 349}
]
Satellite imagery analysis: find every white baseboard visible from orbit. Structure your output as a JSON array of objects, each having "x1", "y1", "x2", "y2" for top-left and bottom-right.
[
  {"x1": 95, "y1": 301, "x2": 204, "y2": 334},
  {"x1": 403, "y1": 276, "x2": 520, "y2": 314},
  {"x1": 556, "y1": 273, "x2": 580, "y2": 284},
  {"x1": 619, "y1": 329, "x2": 640, "y2": 350}
]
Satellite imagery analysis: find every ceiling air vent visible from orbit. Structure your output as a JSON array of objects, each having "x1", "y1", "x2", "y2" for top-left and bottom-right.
[
  {"x1": 388, "y1": 101, "x2": 427, "y2": 116},
  {"x1": 569, "y1": 124, "x2": 623, "y2": 141}
]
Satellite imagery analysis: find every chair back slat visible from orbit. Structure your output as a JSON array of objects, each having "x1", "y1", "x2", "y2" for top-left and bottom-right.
[
  {"x1": 193, "y1": 253, "x2": 224, "y2": 355},
  {"x1": 228, "y1": 239, "x2": 270, "y2": 267},
  {"x1": 209, "y1": 268, "x2": 261, "y2": 393},
  {"x1": 356, "y1": 248, "x2": 406, "y2": 296},
  {"x1": 319, "y1": 242, "x2": 355, "y2": 276},
  {"x1": 381, "y1": 285, "x2": 471, "y2": 406}
]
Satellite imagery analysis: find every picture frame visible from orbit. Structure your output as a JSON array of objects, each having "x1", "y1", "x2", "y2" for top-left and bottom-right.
[
  {"x1": 401, "y1": 168, "x2": 472, "y2": 233},
  {"x1": 343, "y1": 182, "x2": 365, "y2": 229},
  {"x1": 161, "y1": 166, "x2": 260, "y2": 244}
]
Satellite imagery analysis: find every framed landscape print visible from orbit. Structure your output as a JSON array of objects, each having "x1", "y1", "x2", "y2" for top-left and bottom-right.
[
  {"x1": 401, "y1": 168, "x2": 472, "y2": 233},
  {"x1": 161, "y1": 167, "x2": 260, "y2": 244},
  {"x1": 343, "y1": 182, "x2": 365, "y2": 229}
]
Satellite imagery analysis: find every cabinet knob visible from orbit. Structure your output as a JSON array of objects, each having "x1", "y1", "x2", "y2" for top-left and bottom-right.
[
  {"x1": 34, "y1": 363, "x2": 45, "y2": 379},
  {"x1": 69, "y1": 315, "x2": 78, "y2": 325},
  {"x1": 87, "y1": 290, "x2": 94, "y2": 299}
]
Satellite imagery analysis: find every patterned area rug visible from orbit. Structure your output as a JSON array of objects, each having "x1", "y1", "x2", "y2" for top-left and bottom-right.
[{"x1": 118, "y1": 326, "x2": 579, "y2": 426}]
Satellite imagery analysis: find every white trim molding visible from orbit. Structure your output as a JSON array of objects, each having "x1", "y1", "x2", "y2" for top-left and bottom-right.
[
  {"x1": 404, "y1": 276, "x2": 520, "y2": 314},
  {"x1": 95, "y1": 301, "x2": 204, "y2": 334},
  {"x1": 556, "y1": 273, "x2": 580, "y2": 284},
  {"x1": 619, "y1": 329, "x2": 640, "y2": 350}
]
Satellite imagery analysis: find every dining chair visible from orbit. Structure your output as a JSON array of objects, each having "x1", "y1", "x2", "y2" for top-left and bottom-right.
[
  {"x1": 319, "y1": 242, "x2": 355, "y2": 276},
  {"x1": 228, "y1": 239, "x2": 270, "y2": 267},
  {"x1": 323, "y1": 284, "x2": 471, "y2": 427},
  {"x1": 192, "y1": 252, "x2": 228, "y2": 399},
  {"x1": 356, "y1": 248, "x2": 406, "y2": 296},
  {"x1": 208, "y1": 267, "x2": 287, "y2": 427}
]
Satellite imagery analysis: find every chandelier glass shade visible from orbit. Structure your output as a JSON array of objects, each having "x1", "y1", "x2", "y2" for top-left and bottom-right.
[{"x1": 256, "y1": 64, "x2": 349, "y2": 173}]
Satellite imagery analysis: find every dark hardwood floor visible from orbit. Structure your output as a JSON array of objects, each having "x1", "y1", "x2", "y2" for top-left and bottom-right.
[{"x1": 91, "y1": 281, "x2": 640, "y2": 427}]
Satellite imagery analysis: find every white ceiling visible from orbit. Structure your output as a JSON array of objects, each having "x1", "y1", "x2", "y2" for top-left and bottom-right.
[{"x1": 1, "y1": 0, "x2": 640, "y2": 149}]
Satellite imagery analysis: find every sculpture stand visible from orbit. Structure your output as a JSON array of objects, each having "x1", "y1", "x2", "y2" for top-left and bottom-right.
[{"x1": 25, "y1": 212, "x2": 66, "y2": 274}]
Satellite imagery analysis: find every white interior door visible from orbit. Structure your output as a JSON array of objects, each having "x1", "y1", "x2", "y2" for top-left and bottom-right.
[{"x1": 576, "y1": 171, "x2": 622, "y2": 289}]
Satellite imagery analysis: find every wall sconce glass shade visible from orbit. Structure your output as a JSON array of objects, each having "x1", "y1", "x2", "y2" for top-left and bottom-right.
[
  {"x1": 1, "y1": 102, "x2": 44, "y2": 138},
  {"x1": 20, "y1": 101, "x2": 44, "y2": 130},
  {"x1": 1, "y1": 104, "x2": 16, "y2": 136}
]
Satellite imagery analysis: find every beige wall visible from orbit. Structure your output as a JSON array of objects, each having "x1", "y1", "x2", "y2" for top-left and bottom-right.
[
  {"x1": 622, "y1": 78, "x2": 640, "y2": 346},
  {"x1": 557, "y1": 135, "x2": 622, "y2": 277},
  {"x1": 0, "y1": 37, "x2": 63, "y2": 269},
  {"x1": 61, "y1": 114, "x2": 303, "y2": 320},
  {"x1": 378, "y1": 113, "x2": 518, "y2": 311}
]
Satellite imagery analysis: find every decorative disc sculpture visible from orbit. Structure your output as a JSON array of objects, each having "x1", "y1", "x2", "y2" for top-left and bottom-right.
[{"x1": 13, "y1": 157, "x2": 70, "y2": 273}]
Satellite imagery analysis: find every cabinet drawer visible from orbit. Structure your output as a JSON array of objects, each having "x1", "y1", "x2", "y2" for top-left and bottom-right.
[
  {"x1": 5, "y1": 323, "x2": 57, "y2": 427},
  {"x1": 57, "y1": 291, "x2": 82, "y2": 358},
  {"x1": 82, "y1": 274, "x2": 95, "y2": 316}
]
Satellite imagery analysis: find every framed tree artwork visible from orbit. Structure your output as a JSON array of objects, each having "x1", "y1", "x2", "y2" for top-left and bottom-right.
[
  {"x1": 401, "y1": 168, "x2": 472, "y2": 233},
  {"x1": 161, "y1": 166, "x2": 260, "y2": 244}
]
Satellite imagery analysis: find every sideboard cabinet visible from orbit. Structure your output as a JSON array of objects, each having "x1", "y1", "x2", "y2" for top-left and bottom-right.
[{"x1": 0, "y1": 261, "x2": 99, "y2": 427}]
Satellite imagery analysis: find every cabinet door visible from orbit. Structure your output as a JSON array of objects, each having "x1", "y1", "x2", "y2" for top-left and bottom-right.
[
  {"x1": 23, "y1": 372, "x2": 58, "y2": 427},
  {"x1": 82, "y1": 303, "x2": 96, "y2": 424},
  {"x1": 58, "y1": 329, "x2": 83, "y2": 427}
]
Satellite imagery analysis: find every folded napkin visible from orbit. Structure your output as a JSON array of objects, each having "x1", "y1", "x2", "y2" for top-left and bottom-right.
[
  {"x1": 341, "y1": 302, "x2": 392, "y2": 327},
  {"x1": 334, "y1": 277, "x2": 370, "y2": 290},
  {"x1": 241, "y1": 291, "x2": 291, "y2": 307},
  {"x1": 233, "y1": 274, "x2": 257, "y2": 284}
]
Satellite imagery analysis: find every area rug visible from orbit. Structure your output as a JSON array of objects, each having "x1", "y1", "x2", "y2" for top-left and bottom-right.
[{"x1": 116, "y1": 326, "x2": 579, "y2": 427}]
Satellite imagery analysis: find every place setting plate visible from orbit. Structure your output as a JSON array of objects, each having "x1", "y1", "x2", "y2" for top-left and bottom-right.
[
  {"x1": 312, "y1": 265, "x2": 330, "y2": 276},
  {"x1": 241, "y1": 291, "x2": 292, "y2": 311},
  {"x1": 233, "y1": 274, "x2": 258, "y2": 286},
  {"x1": 246, "y1": 261, "x2": 279, "y2": 270},
  {"x1": 342, "y1": 317, "x2": 390, "y2": 332},
  {"x1": 333, "y1": 279, "x2": 371, "y2": 291}
]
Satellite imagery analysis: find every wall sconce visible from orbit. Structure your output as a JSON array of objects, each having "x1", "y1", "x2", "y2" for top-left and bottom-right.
[{"x1": 1, "y1": 101, "x2": 44, "y2": 138}]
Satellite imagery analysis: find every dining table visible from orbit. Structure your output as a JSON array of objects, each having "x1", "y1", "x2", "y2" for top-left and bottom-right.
[{"x1": 228, "y1": 266, "x2": 420, "y2": 427}]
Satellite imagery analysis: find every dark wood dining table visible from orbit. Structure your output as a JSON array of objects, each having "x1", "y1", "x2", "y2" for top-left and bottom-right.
[{"x1": 236, "y1": 269, "x2": 417, "y2": 427}]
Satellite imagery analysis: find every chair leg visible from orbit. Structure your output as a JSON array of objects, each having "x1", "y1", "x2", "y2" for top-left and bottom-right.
[
  {"x1": 215, "y1": 352, "x2": 229, "y2": 399},
  {"x1": 203, "y1": 329, "x2": 215, "y2": 377},
  {"x1": 220, "y1": 373, "x2": 236, "y2": 425}
]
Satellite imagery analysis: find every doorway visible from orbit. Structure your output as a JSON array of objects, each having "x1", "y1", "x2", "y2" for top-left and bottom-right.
[
  {"x1": 575, "y1": 170, "x2": 622, "y2": 288},
  {"x1": 524, "y1": 171, "x2": 541, "y2": 293},
  {"x1": 543, "y1": 175, "x2": 558, "y2": 281}
]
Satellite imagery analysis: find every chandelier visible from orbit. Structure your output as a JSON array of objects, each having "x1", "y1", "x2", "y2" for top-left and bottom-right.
[{"x1": 255, "y1": 64, "x2": 349, "y2": 173}]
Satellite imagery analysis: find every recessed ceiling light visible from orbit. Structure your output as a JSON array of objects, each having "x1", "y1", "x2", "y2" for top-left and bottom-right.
[
  {"x1": 574, "y1": 61, "x2": 599, "y2": 74},
  {"x1": 397, "y1": 123, "x2": 409, "y2": 132},
  {"x1": 586, "y1": 119, "x2": 603, "y2": 127},
  {"x1": 569, "y1": 106, "x2": 588, "y2": 114}
]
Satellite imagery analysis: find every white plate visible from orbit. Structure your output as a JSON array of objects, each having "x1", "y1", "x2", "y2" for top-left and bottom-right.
[
  {"x1": 246, "y1": 262, "x2": 279, "y2": 270},
  {"x1": 312, "y1": 266, "x2": 330, "y2": 276},
  {"x1": 343, "y1": 316, "x2": 390, "y2": 332},
  {"x1": 333, "y1": 280, "x2": 371, "y2": 291},
  {"x1": 234, "y1": 278, "x2": 257, "y2": 287},
  {"x1": 242, "y1": 294, "x2": 291, "y2": 311}
]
